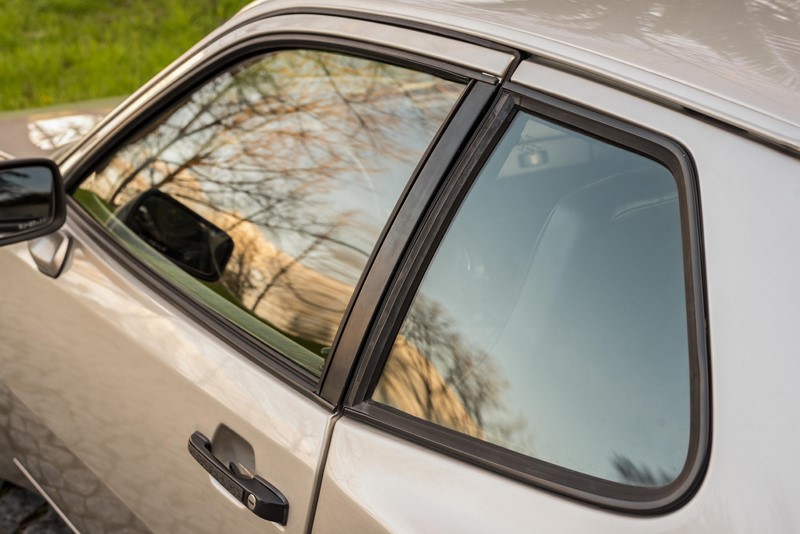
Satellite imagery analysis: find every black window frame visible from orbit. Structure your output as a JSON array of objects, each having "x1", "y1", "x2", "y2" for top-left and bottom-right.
[
  {"x1": 61, "y1": 31, "x2": 503, "y2": 408},
  {"x1": 342, "y1": 86, "x2": 711, "y2": 514}
]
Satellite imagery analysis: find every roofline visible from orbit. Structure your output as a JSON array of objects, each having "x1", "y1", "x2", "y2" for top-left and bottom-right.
[{"x1": 233, "y1": 0, "x2": 800, "y2": 157}]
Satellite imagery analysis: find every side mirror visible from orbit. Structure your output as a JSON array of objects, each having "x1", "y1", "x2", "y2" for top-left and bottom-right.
[{"x1": 0, "y1": 158, "x2": 66, "y2": 246}]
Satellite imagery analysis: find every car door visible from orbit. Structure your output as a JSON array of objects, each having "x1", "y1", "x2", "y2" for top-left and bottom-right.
[
  {"x1": 0, "y1": 14, "x2": 514, "y2": 533},
  {"x1": 311, "y1": 60, "x2": 722, "y2": 532}
]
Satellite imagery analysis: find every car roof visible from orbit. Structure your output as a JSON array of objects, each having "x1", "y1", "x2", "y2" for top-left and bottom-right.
[{"x1": 236, "y1": 0, "x2": 800, "y2": 154}]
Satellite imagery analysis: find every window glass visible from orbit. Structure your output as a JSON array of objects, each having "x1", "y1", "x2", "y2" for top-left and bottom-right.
[
  {"x1": 75, "y1": 49, "x2": 465, "y2": 376},
  {"x1": 373, "y1": 112, "x2": 691, "y2": 486}
]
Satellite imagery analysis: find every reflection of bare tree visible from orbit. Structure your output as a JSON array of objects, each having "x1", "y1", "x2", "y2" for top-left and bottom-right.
[
  {"x1": 218, "y1": 230, "x2": 259, "y2": 301},
  {"x1": 79, "y1": 50, "x2": 463, "y2": 356},
  {"x1": 249, "y1": 233, "x2": 324, "y2": 311},
  {"x1": 611, "y1": 453, "x2": 672, "y2": 487},
  {"x1": 375, "y1": 295, "x2": 526, "y2": 447}
]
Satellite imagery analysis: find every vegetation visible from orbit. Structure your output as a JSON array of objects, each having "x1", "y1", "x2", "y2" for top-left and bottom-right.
[{"x1": 0, "y1": 0, "x2": 248, "y2": 111}]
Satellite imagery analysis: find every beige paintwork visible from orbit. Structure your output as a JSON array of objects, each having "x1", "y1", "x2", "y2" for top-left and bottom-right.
[
  {"x1": 2, "y1": 1, "x2": 799, "y2": 532},
  {"x1": 0, "y1": 220, "x2": 333, "y2": 532},
  {"x1": 314, "y1": 60, "x2": 800, "y2": 533},
  {"x1": 243, "y1": 0, "x2": 800, "y2": 152}
]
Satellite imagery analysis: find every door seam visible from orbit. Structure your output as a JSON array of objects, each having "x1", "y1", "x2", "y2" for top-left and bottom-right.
[{"x1": 304, "y1": 410, "x2": 342, "y2": 534}]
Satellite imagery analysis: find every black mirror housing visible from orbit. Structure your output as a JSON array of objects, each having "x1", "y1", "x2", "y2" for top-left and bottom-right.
[
  {"x1": 116, "y1": 189, "x2": 234, "y2": 282},
  {"x1": 0, "y1": 158, "x2": 66, "y2": 247}
]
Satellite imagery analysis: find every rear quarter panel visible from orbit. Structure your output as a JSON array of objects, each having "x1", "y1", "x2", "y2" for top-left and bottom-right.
[{"x1": 312, "y1": 63, "x2": 800, "y2": 533}]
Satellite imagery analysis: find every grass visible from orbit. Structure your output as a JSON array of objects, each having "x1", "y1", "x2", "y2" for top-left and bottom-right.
[{"x1": 0, "y1": 0, "x2": 249, "y2": 111}]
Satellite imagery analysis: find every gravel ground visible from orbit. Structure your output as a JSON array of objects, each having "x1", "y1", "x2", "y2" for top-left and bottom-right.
[{"x1": 0, "y1": 481, "x2": 71, "y2": 534}]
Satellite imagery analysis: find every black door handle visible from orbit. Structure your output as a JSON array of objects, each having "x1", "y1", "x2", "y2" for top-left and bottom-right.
[{"x1": 188, "y1": 431, "x2": 289, "y2": 525}]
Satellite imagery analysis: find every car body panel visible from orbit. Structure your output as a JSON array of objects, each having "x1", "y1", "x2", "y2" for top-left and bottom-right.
[
  {"x1": 313, "y1": 59, "x2": 800, "y2": 533},
  {"x1": 0, "y1": 389, "x2": 35, "y2": 491},
  {"x1": 239, "y1": 0, "x2": 800, "y2": 152},
  {"x1": 2, "y1": 1, "x2": 799, "y2": 531},
  {"x1": 515, "y1": 62, "x2": 800, "y2": 532},
  {"x1": 0, "y1": 381, "x2": 149, "y2": 532},
  {"x1": 0, "y1": 212, "x2": 333, "y2": 532},
  {"x1": 314, "y1": 418, "x2": 695, "y2": 534}
]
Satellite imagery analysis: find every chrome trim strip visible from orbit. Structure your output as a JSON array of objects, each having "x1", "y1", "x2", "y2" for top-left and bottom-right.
[
  {"x1": 233, "y1": 14, "x2": 513, "y2": 78},
  {"x1": 13, "y1": 457, "x2": 81, "y2": 534}
]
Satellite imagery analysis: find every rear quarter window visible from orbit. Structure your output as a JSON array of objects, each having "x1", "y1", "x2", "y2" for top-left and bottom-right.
[{"x1": 370, "y1": 104, "x2": 705, "y2": 501}]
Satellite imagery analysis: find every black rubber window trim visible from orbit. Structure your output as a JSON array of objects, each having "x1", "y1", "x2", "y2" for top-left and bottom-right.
[
  {"x1": 343, "y1": 87, "x2": 711, "y2": 514},
  {"x1": 62, "y1": 33, "x2": 488, "y2": 407},
  {"x1": 317, "y1": 80, "x2": 500, "y2": 405},
  {"x1": 236, "y1": 7, "x2": 520, "y2": 56}
]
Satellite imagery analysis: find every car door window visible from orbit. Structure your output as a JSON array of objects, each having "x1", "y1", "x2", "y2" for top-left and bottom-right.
[
  {"x1": 74, "y1": 49, "x2": 465, "y2": 375},
  {"x1": 373, "y1": 110, "x2": 693, "y2": 487}
]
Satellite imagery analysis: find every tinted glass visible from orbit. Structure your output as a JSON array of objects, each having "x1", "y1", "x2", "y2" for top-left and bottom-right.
[
  {"x1": 75, "y1": 49, "x2": 465, "y2": 375},
  {"x1": 374, "y1": 112, "x2": 691, "y2": 486}
]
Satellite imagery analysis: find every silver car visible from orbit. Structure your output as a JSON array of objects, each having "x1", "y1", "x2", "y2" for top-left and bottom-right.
[{"x1": 1, "y1": 0, "x2": 798, "y2": 532}]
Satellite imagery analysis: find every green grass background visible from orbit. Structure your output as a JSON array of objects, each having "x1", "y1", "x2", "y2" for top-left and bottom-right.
[{"x1": 0, "y1": 0, "x2": 249, "y2": 111}]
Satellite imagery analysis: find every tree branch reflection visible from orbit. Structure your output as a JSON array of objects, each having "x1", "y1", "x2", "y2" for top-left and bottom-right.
[
  {"x1": 376, "y1": 295, "x2": 527, "y2": 448},
  {"x1": 78, "y1": 49, "x2": 464, "y2": 361}
]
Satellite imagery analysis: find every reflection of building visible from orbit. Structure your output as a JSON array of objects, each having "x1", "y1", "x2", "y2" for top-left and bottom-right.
[
  {"x1": 162, "y1": 169, "x2": 353, "y2": 348},
  {"x1": 375, "y1": 336, "x2": 484, "y2": 440},
  {"x1": 219, "y1": 214, "x2": 352, "y2": 347},
  {"x1": 92, "y1": 157, "x2": 354, "y2": 349}
]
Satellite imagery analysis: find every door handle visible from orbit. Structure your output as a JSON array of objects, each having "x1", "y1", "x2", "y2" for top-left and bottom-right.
[{"x1": 188, "y1": 431, "x2": 289, "y2": 525}]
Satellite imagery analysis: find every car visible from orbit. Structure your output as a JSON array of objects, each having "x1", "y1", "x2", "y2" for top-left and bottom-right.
[{"x1": 1, "y1": 0, "x2": 799, "y2": 532}]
